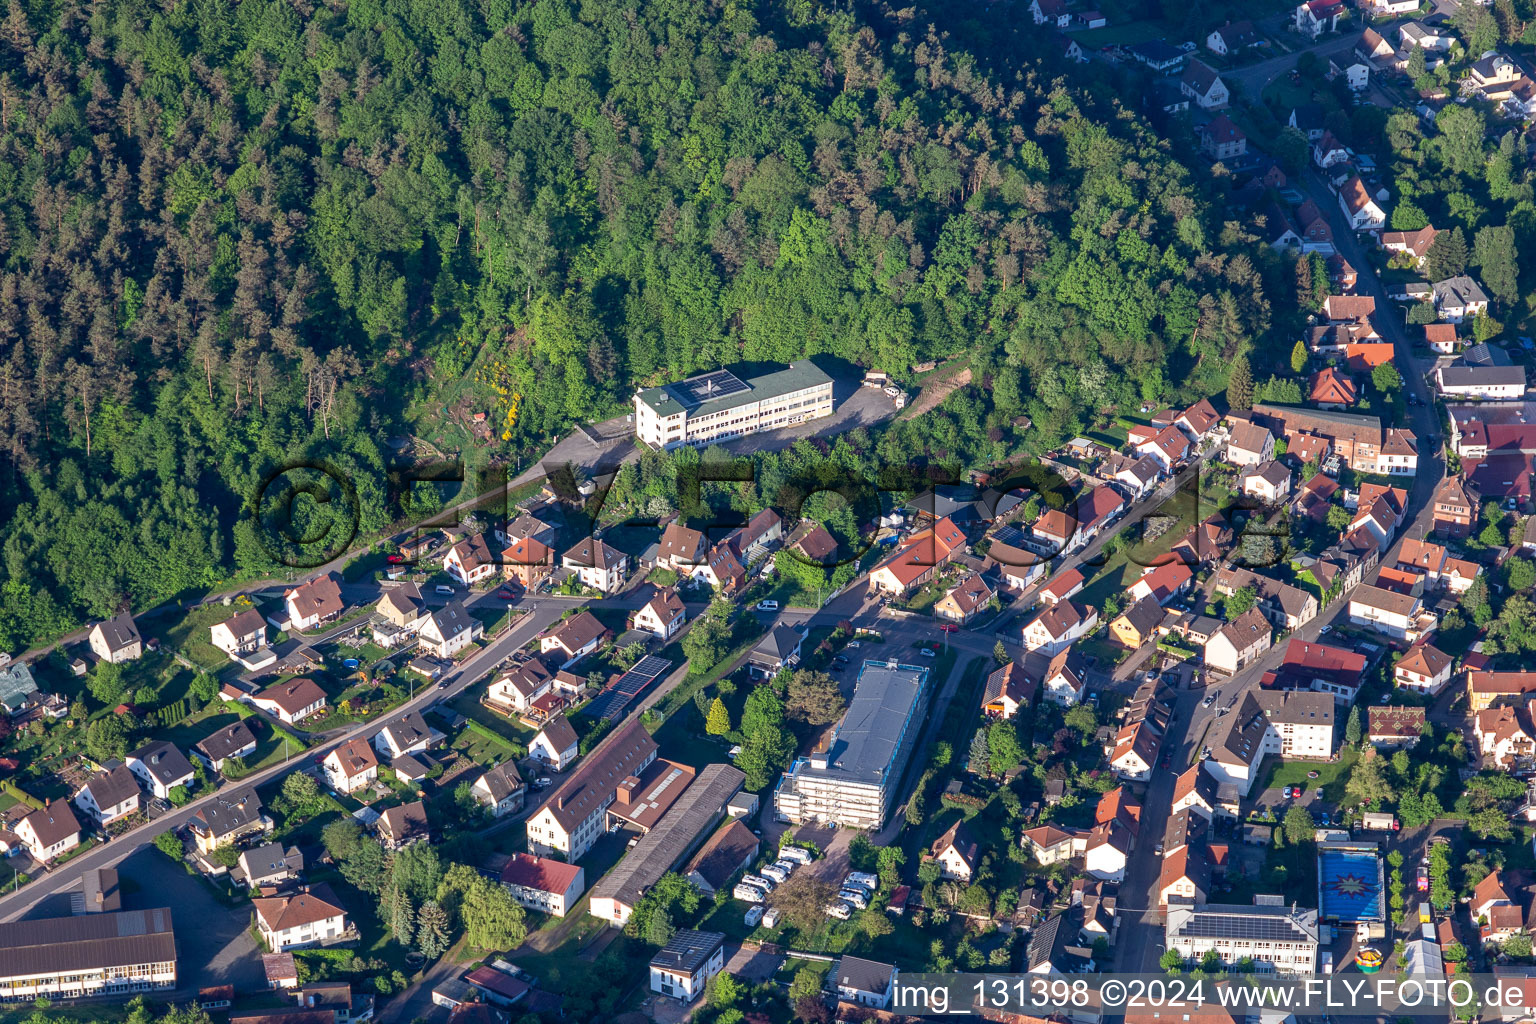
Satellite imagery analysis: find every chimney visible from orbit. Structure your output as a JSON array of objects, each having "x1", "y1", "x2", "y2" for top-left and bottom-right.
[{"x1": 617, "y1": 776, "x2": 640, "y2": 804}]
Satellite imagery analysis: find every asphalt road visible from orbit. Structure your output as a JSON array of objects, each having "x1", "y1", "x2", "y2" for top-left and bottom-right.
[
  {"x1": 1110, "y1": 173, "x2": 1449, "y2": 973},
  {"x1": 0, "y1": 591, "x2": 612, "y2": 924}
]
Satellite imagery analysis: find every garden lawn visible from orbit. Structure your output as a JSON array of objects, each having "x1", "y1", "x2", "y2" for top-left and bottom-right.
[{"x1": 1258, "y1": 748, "x2": 1359, "y2": 803}]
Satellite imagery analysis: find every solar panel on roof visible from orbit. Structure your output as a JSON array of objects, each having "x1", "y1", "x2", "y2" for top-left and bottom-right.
[
  {"x1": 675, "y1": 370, "x2": 750, "y2": 406},
  {"x1": 588, "y1": 656, "x2": 673, "y2": 721}
]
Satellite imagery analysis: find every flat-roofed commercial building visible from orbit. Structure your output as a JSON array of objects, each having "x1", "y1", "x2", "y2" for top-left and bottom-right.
[
  {"x1": 774, "y1": 661, "x2": 930, "y2": 830},
  {"x1": 1165, "y1": 898, "x2": 1320, "y2": 974},
  {"x1": 0, "y1": 908, "x2": 176, "y2": 999},
  {"x1": 633, "y1": 362, "x2": 834, "y2": 449}
]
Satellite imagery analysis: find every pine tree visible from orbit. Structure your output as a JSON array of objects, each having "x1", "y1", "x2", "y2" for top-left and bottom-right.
[
  {"x1": 416, "y1": 900, "x2": 450, "y2": 959},
  {"x1": 1290, "y1": 340, "x2": 1308, "y2": 373},
  {"x1": 385, "y1": 884, "x2": 414, "y2": 946},
  {"x1": 993, "y1": 640, "x2": 1009, "y2": 665},
  {"x1": 1227, "y1": 355, "x2": 1253, "y2": 411},
  {"x1": 1345, "y1": 706, "x2": 1362, "y2": 747},
  {"x1": 705, "y1": 696, "x2": 731, "y2": 735},
  {"x1": 967, "y1": 729, "x2": 990, "y2": 775},
  {"x1": 1424, "y1": 227, "x2": 1468, "y2": 281}
]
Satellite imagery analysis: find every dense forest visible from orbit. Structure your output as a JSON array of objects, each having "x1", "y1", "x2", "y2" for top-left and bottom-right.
[{"x1": 0, "y1": 0, "x2": 1278, "y2": 651}]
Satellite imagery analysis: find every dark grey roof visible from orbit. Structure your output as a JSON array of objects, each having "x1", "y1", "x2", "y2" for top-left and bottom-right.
[
  {"x1": 1166, "y1": 901, "x2": 1319, "y2": 943},
  {"x1": 426, "y1": 600, "x2": 476, "y2": 639},
  {"x1": 1441, "y1": 366, "x2": 1526, "y2": 389},
  {"x1": 240, "y1": 842, "x2": 301, "y2": 879},
  {"x1": 194, "y1": 720, "x2": 257, "y2": 763},
  {"x1": 78, "y1": 867, "x2": 121, "y2": 913},
  {"x1": 128, "y1": 741, "x2": 194, "y2": 787},
  {"x1": 191, "y1": 788, "x2": 264, "y2": 838},
  {"x1": 833, "y1": 954, "x2": 896, "y2": 996},
  {"x1": 81, "y1": 765, "x2": 141, "y2": 809},
  {"x1": 815, "y1": 662, "x2": 930, "y2": 784},
  {"x1": 1464, "y1": 343, "x2": 1514, "y2": 368},
  {"x1": 479, "y1": 762, "x2": 524, "y2": 802},
  {"x1": 0, "y1": 659, "x2": 38, "y2": 711},
  {"x1": 380, "y1": 709, "x2": 431, "y2": 751},
  {"x1": 0, "y1": 908, "x2": 175, "y2": 975},
  {"x1": 649, "y1": 929, "x2": 726, "y2": 974},
  {"x1": 93, "y1": 612, "x2": 141, "y2": 653},
  {"x1": 589, "y1": 764, "x2": 745, "y2": 907},
  {"x1": 636, "y1": 361, "x2": 832, "y2": 419},
  {"x1": 752, "y1": 626, "x2": 803, "y2": 663}
]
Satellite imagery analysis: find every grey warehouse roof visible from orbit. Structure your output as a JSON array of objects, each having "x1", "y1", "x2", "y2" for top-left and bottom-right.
[
  {"x1": 635, "y1": 361, "x2": 832, "y2": 419},
  {"x1": 813, "y1": 661, "x2": 930, "y2": 784}
]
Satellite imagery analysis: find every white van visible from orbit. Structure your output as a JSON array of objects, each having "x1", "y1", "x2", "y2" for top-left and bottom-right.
[
  {"x1": 779, "y1": 846, "x2": 814, "y2": 865},
  {"x1": 435, "y1": 585, "x2": 456, "y2": 595}
]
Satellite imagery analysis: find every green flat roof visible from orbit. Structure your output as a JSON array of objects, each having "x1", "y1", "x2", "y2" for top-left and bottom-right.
[{"x1": 637, "y1": 361, "x2": 832, "y2": 419}]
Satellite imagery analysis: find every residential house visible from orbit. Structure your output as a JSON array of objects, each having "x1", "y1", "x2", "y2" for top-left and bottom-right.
[
  {"x1": 1023, "y1": 601, "x2": 1099, "y2": 656},
  {"x1": 1203, "y1": 690, "x2": 1335, "y2": 796},
  {"x1": 1206, "y1": 20, "x2": 1259, "y2": 55},
  {"x1": 487, "y1": 657, "x2": 558, "y2": 716},
  {"x1": 540, "y1": 611, "x2": 610, "y2": 668},
  {"x1": 689, "y1": 542, "x2": 746, "y2": 593},
  {"x1": 1329, "y1": 55, "x2": 1369, "y2": 92},
  {"x1": 1348, "y1": 584, "x2": 1428, "y2": 641},
  {"x1": 1295, "y1": 0, "x2": 1343, "y2": 38},
  {"x1": 126, "y1": 741, "x2": 195, "y2": 799},
  {"x1": 253, "y1": 886, "x2": 349, "y2": 952},
  {"x1": 746, "y1": 625, "x2": 804, "y2": 677},
  {"x1": 1395, "y1": 643, "x2": 1454, "y2": 695},
  {"x1": 374, "y1": 583, "x2": 427, "y2": 641},
  {"x1": 238, "y1": 843, "x2": 303, "y2": 888},
  {"x1": 529, "y1": 716, "x2": 580, "y2": 772},
  {"x1": 1128, "y1": 561, "x2": 1195, "y2": 606},
  {"x1": 1339, "y1": 176, "x2": 1387, "y2": 232},
  {"x1": 88, "y1": 612, "x2": 143, "y2": 665},
  {"x1": 931, "y1": 819, "x2": 981, "y2": 882},
  {"x1": 786, "y1": 522, "x2": 839, "y2": 566},
  {"x1": 1273, "y1": 639, "x2": 1368, "y2": 705},
  {"x1": 284, "y1": 574, "x2": 345, "y2": 631},
  {"x1": 192, "y1": 721, "x2": 257, "y2": 773},
  {"x1": 15, "y1": 802, "x2": 81, "y2": 862},
  {"x1": 1213, "y1": 568, "x2": 1320, "y2": 630},
  {"x1": 983, "y1": 662, "x2": 1037, "y2": 720},
  {"x1": 1166, "y1": 901, "x2": 1320, "y2": 974},
  {"x1": 1204, "y1": 608, "x2": 1273, "y2": 676},
  {"x1": 1181, "y1": 61, "x2": 1230, "y2": 110},
  {"x1": 1400, "y1": 20, "x2": 1455, "y2": 52},
  {"x1": 1043, "y1": 649, "x2": 1089, "y2": 706},
  {"x1": 1139, "y1": 424, "x2": 1194, "y2": 472},
  {"x1": 189, "y1": 789, "x2": 270, "y2": 853},
  {"x1": 1360, "y1": 0, "x2": 1418, "y2": 12},
  {"x1": 417, "y1": 601, "x2": 484, "y2": 659},
  {"x1": 1503, "y1": 78, "x2": 1536, "y2": 120},
  {"x1": 472, "y1": 762, "x2": 527, "y2": 818},
  {"x1": 374, "y1": 710, "x2": 433, "y2": 760},
  {"x1": 1171, "y1": 764, "x2": 1221, "y2": 820},
  {"x1": 1432, "y1": 474, "x2": 1478, "y2": 538},
  {"x1": 1469, "y1": 671, "x2": 1536, "y2": 712},
  {"x1": 867, "y1": 517, "x2": 967, "y2": 595},
  {"x1": 377, "y1": 801, "x2": 430, "y2": 850},
  {"x1": 1433, "y1": 276, "x2": 1491, "y2": 323},
  {"x1": 1226, "y1": 420, "x2": 1276, "y2": 466},
  {"x1": 1367, "y1": 706, "x2": 1426, "y2": 748},
  {"x1": 655, "y1": 522, "x2": 708, "y2": 572},
  {"x1": 443, "y1": 533, "x2": 501, "y2": 586},
  {"x1": 74, "y1": 765, "x2": 141, "y2": 825},
  {"x1": 1477, "y1": 705, "x2": 1536, "y2": 769},
  {"x1": 1419, "y1": 323, "x2": 1456, "y2": 356},
  {"x1": 500, "y1": 853, "x2": 585, "y2": 917},
  {"x1": 562, "y1": 538, "x2": 628, "y2": 594},
  {"x1": 248, "y1": 678, "x2": 327, "y2": 726},
  {"x1": 323, "y1": 739, "x2": 379, "y2": 795},
  {"x1": 1128, "y1": 39, "x2": 1188, "y2": 72},
  {"x1": 650, "y1": 931, "x2": 728, "y2": 1004},
  {"x1": 933, "y1": 573, "x2": 995, "y2": 625},
  {"x1": 1039, "y1": 568, "x2": 1085, "y2": 606},
  {"x1": 1310, "y1": 368, "x2": 1358, "y2": 409},
  {"x1": 1313, "y1": 130, "x2": 1350, "y2": 169},
  {"x1": 1029, "y1": 0, "x2": 1071, "y2": 25},
  {"x1": 1158, "y1": 844, "x2": 1213, "y2": 907},
  {"x1": 833, "y1": 956, "x2": 897, "y2": 1009},
  {"x1": 1240, "y1": 461, "x2": 1294, "y2": 503},
  {"x1": 1382, "y1": 225, "x2": 1437, "y2": 266},
  {"x1": 1466, "y1": 53, "x2": 1522, "y2": 101},
  {"x1": 1109, "y1": 596, "x2": 1165, "y2": 650},
  {"x1": 210, "y1": 610, "x2": 267, "y2": 658},
  {"x1": 1289, "y1": 103, "x2": 1327, "y2": 141},
  {"x1": 1085, "y1": 820, "x2": 1133, "y2": 882},
  {"x1": 501, "y1": 534, "x2": 555, "y2": 589},
  {"x1": 630, "y1": 588, "x2": 687, "y2": 640},
  {"x1": 1295, "y1": 199, "x2": 1335, "y2": 253},
  {"x1": 985, "y1": 525, "x2": 1048, "y2": 592},
  {"x1": 1356, "y1": 26, "x2": 1398, "y2": 64}
]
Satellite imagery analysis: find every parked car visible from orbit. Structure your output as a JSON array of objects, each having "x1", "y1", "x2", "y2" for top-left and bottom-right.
[
  {"x1": 757, "y1": 600, "x2": 779, "y2": 611},
  {"x1": 920, "y1": 648, "x2": 936, "y2": 658},
  {"x1": 838, "y1": 888, "x2": 869, "y2": 910}
]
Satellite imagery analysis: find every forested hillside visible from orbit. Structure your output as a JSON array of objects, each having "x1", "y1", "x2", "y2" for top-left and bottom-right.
[{"x1": 0, "y1": 0, "x2": 1274, "y2": 650}]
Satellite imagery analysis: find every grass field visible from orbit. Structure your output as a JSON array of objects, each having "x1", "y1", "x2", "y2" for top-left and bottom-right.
[{"x1": 1258, "y1": 748, "x2": 1359, "y2": 802}]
